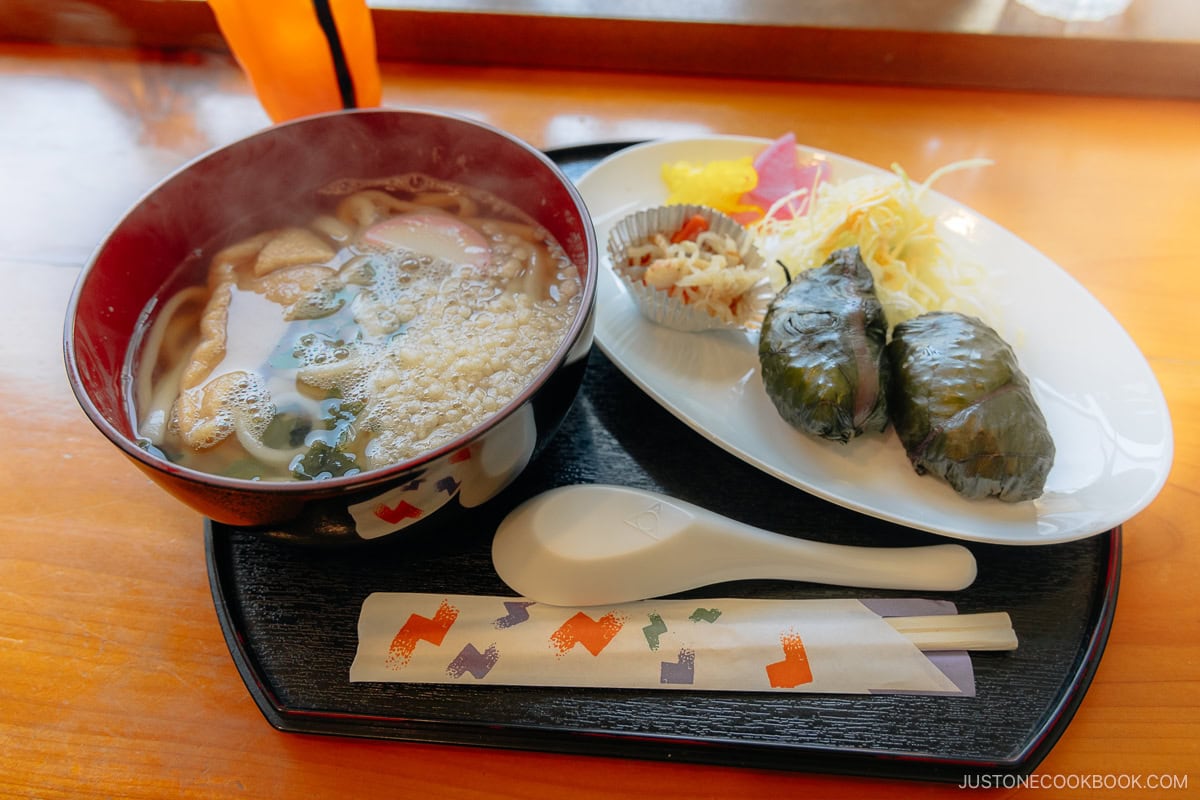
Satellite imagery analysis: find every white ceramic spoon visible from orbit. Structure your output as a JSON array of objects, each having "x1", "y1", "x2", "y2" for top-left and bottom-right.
[{"x1": 491, "y1": 484, "x2": 978, "y2": 606}]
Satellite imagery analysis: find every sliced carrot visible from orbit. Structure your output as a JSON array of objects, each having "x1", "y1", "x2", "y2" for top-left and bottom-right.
[{"x1": 670, "y1": 214, "x2": 710, "y2": 243}]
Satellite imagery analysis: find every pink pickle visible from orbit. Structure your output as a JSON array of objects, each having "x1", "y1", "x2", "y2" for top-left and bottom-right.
[
  {"x1": 738, "y1": 132, "x2": 831, "y2": 222},
  {"x1": 743, "y1": 132, "x2": 801, "y2": 210}
]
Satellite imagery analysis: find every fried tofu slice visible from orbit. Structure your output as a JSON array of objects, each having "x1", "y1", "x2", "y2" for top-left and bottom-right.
[{"x1": 253, "y1": 227, "x2": 336, "y2": 277}]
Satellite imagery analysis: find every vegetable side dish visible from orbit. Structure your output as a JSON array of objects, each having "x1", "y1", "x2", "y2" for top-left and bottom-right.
[
  {"x1": 645, "y1": 135, "x2": 1055, "y2": 501},
  {"x1": 754, "y1": 160, "x2": 994, "y2": 327},
  {"x1": 608, "y1": 204, "x2": 770, "y2": 331}
]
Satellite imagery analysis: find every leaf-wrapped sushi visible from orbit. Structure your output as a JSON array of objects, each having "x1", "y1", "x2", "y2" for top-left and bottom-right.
[
  {"x1": 886, "y1": 311, "x2": 1055, "y2": 502},
  {"x1": 758, "y1": 246, "x2": 890, "y2": 443}
]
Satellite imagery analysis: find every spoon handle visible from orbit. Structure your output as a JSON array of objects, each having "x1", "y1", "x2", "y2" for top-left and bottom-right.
[
  {"x1": 655, "y1": 493, "x2": 976, "y2": 592},
  {"x1": 690, "y1": 513, "x2": 977, "y2": 591}
]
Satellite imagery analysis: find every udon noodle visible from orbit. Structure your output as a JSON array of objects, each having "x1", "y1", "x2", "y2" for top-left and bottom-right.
[{"x1": 131, "y1": 173, "x2": 582, "y2": 481}]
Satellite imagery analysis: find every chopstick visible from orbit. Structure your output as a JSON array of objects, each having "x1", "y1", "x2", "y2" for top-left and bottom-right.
[{"x1": 886, "y1": 612, "x2": 1018, "y2": 652}]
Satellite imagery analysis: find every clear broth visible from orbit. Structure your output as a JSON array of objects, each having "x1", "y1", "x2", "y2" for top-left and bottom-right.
[{"x1": 129, "y1": 174, "x2": 583, "y2": 482}]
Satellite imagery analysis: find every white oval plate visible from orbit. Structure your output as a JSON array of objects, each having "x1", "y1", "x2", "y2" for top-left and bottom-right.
[{"x1": 575, "y1": 136, "x2": 1173, "y2": 545}]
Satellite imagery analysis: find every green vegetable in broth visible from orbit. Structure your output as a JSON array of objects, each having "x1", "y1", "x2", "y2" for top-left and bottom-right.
[
  {"x1": 291, "y1": 440, "x2": 360, "y2": 481},
  {"x1": 886, "y1": 311, "x2": 1055, "y2": 502},
  {"x1": 758, "y1": 246, "x2": 890, "y2": 443},
  {"x1": 261, "y1": 410, "x2": 313, "y2": 449}
]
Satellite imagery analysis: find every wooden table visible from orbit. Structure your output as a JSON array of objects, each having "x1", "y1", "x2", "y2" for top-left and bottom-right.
[{"x1": 1, "y1": 40, "x2": 1197, "y2": 798}]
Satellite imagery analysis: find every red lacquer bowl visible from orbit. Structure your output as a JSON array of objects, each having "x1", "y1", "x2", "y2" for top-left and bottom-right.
[{"x1": 64, "y1": 108, "x2": 597, "y2": 545}]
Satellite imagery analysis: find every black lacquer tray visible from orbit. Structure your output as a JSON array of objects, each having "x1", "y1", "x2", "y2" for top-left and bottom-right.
[{"x1": 205, "y1": 143, "x2": 1120, "y2": 782}]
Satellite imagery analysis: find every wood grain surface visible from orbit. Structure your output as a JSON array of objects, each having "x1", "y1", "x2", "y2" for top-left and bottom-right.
[{"x1": 0, "y1": 39, "x2": 1196, "y2": 798}]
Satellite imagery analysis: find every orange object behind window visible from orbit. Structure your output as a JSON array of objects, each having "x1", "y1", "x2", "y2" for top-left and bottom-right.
[{"x1": 208, "y1": 0, "x2": 382, "y2": 123}]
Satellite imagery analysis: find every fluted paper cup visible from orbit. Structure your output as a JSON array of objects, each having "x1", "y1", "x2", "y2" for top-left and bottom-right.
[{"x1": 607, "y1": 204, "x2": 773, "y2": 332}]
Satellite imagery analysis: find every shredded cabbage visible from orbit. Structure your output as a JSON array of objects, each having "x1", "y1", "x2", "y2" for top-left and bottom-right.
[{"x1": 752, "y1": 159, "x2": 995, "y2": 329}]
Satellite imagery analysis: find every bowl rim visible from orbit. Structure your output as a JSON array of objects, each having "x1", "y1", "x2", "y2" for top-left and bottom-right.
[{"x1": 63, "y1": 106, "x2": 599, "y2": 496}]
